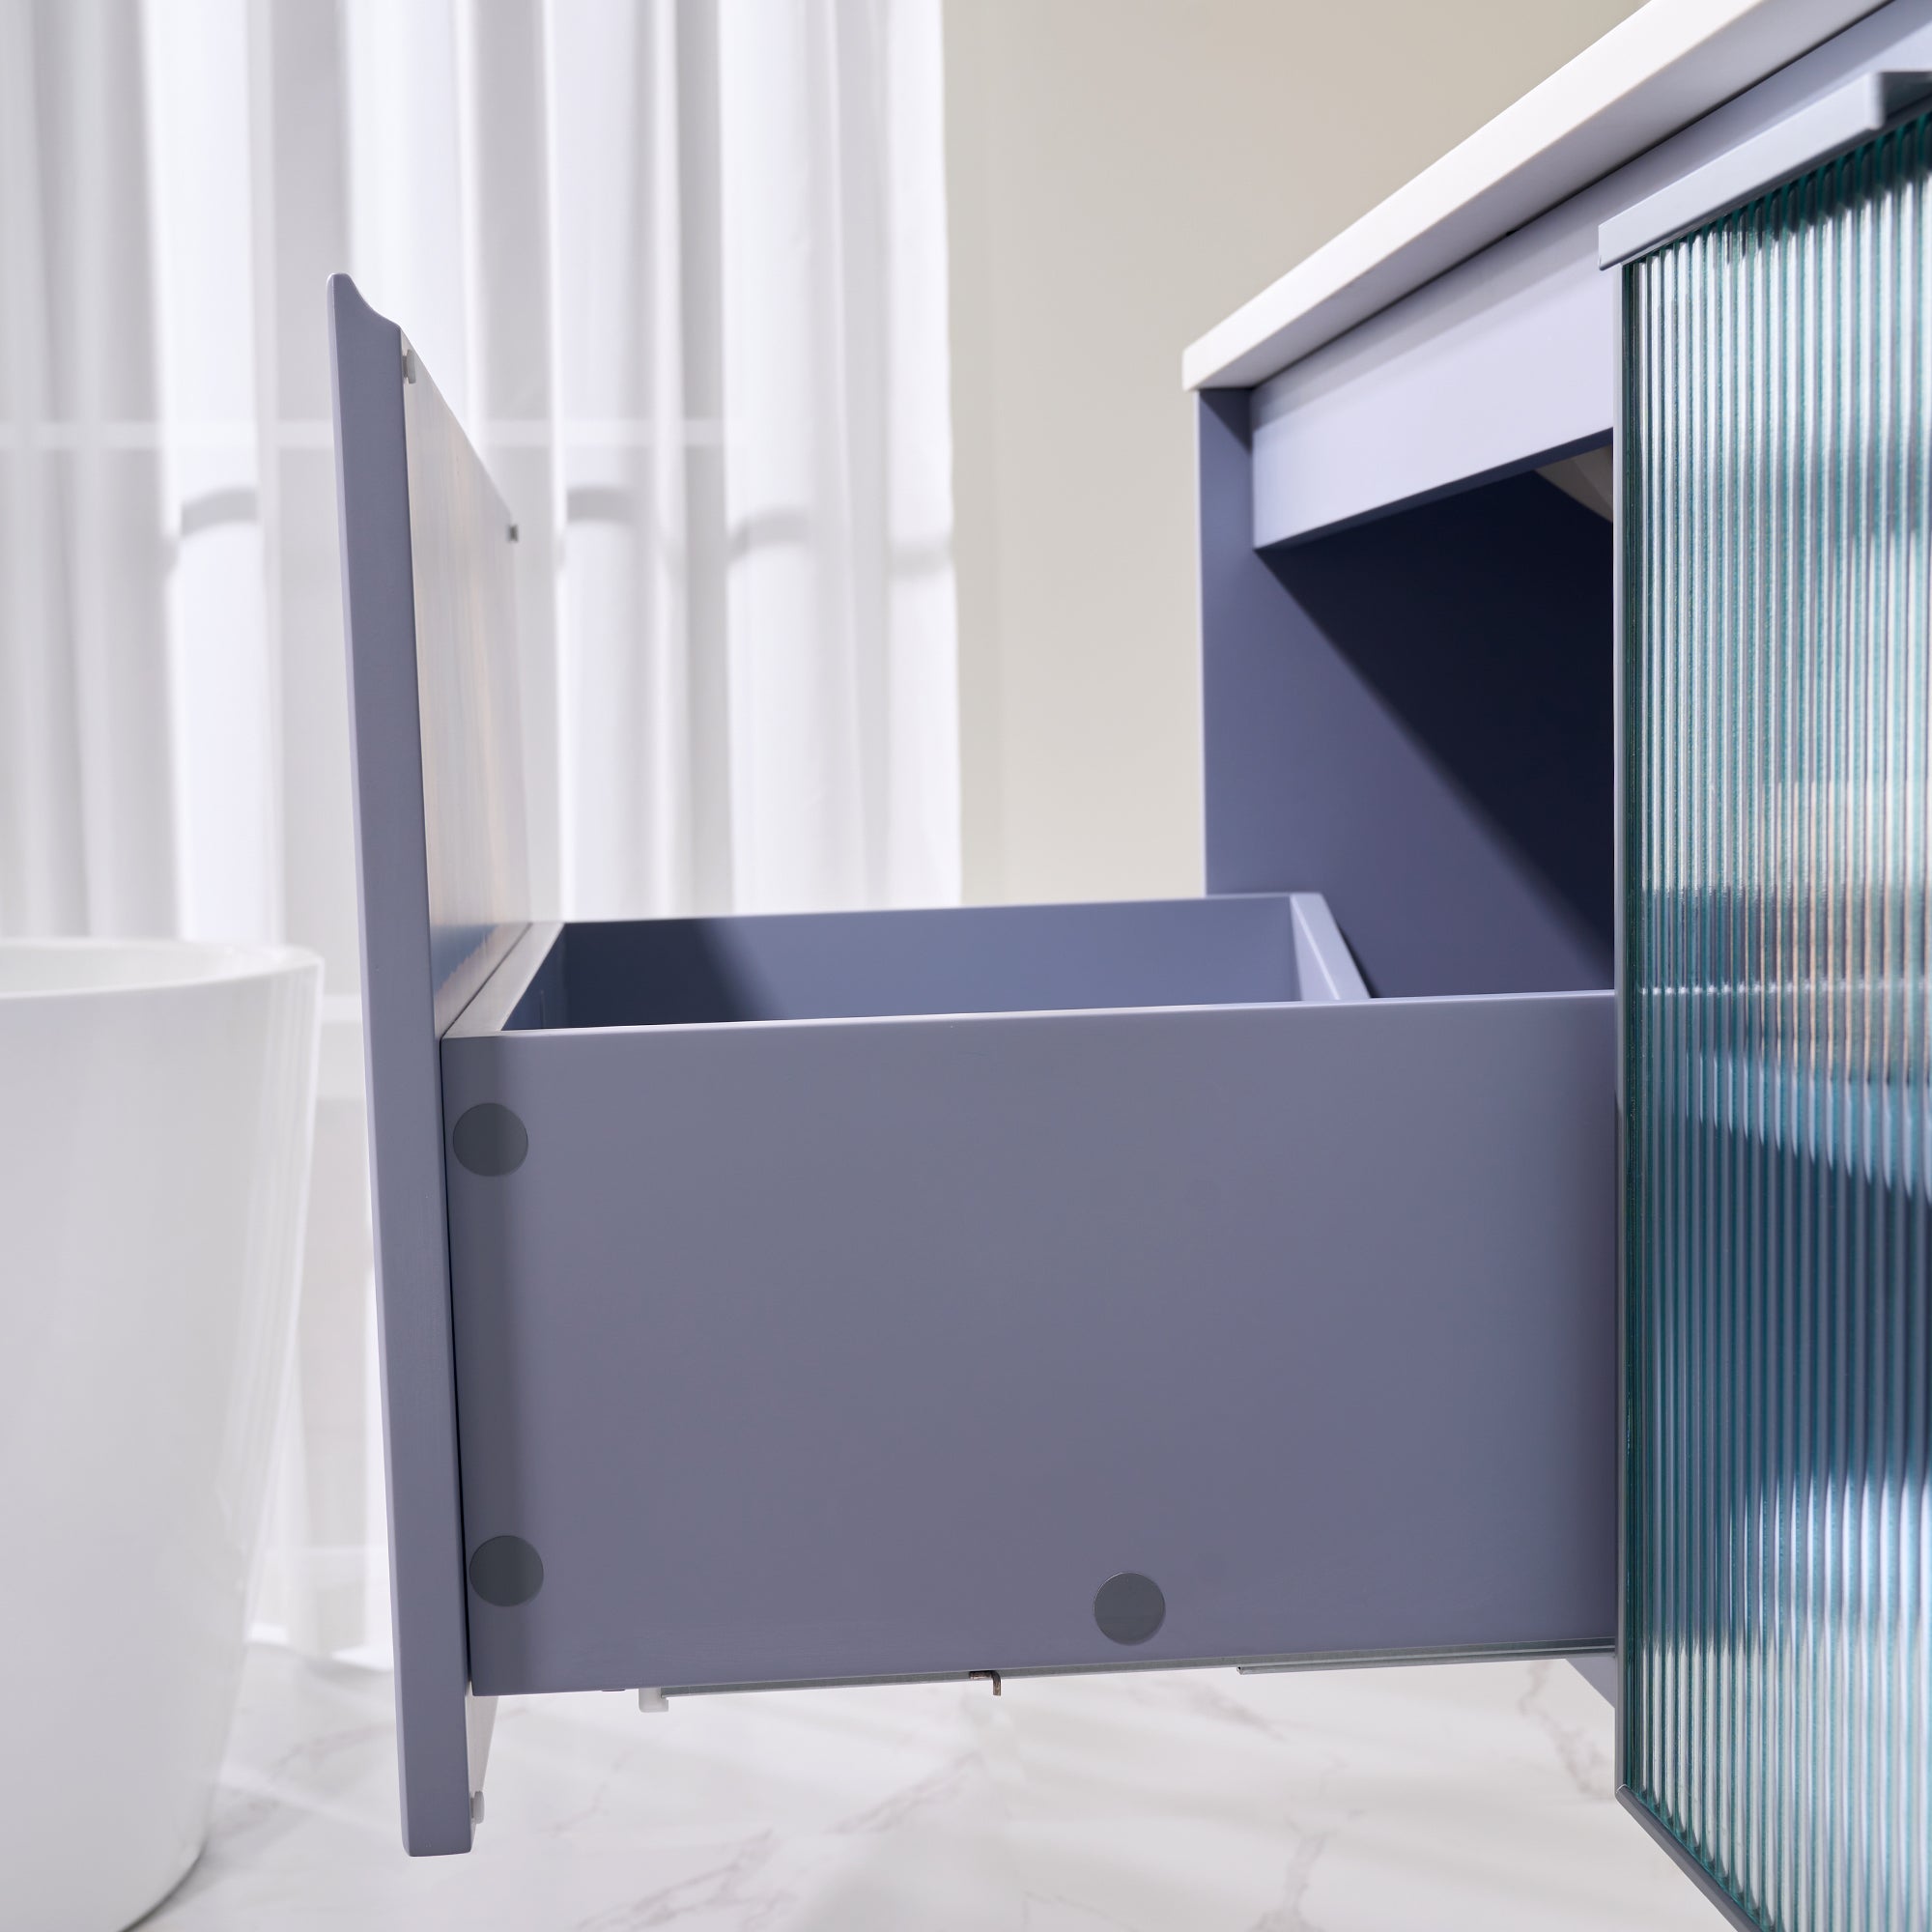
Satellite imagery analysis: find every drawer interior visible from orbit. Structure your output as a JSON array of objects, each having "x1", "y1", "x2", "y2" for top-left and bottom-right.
[{"x1": 494, "y1": 892, "x2": 1353, "y2": 1032}]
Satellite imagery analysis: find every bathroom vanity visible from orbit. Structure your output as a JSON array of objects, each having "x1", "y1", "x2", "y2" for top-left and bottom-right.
[{"x1": 336, "y1": 4, "x2": 1931, "y2": 1926}]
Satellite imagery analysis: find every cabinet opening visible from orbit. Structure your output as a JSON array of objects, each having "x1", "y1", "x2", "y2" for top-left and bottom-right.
[{"x1": 1226, "y1": 442, "x2": 1615, "y2": 999}]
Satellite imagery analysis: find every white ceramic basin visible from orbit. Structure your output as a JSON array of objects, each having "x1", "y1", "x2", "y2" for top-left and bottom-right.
[{"x1": 0, "y1": 941, "x2": 321, "y2": 1931}]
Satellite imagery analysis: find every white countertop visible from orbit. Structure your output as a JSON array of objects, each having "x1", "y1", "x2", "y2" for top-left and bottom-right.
[{"x1": 1182, "y1": 0, "x2": 1884, "y2": 391}]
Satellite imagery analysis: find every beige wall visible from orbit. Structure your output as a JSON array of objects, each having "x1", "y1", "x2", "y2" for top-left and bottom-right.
[{"x1": 944, "y1": 0, "x2": 1644, "y2": 904}]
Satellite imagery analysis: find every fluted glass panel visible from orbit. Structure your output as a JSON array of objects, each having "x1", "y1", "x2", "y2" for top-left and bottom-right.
[{"x1": 1624, "y1": 111, "x2": 1932, "y2": 1931}]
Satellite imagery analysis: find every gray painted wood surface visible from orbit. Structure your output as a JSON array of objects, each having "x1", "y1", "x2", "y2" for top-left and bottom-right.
[
  {"x1": 442, "y1": 973, "x2": 1618, "y2": 1696},
  {"x1": 330, "y1": 275, "x2": 522, "y2": 1854}
]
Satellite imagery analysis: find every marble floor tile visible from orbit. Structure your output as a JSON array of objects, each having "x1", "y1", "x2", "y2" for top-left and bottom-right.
[{"x1": 142, "y1": 1645, "x2": 1723, "y2": 1930}]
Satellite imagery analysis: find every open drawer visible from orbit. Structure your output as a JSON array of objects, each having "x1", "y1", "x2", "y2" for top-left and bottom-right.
[
  {"x1": 442, "y1": 896, "x2": 1612, "y2": 1697},
  {"x1": 330, "y1": 277, "x2": 1614, "y2": 1851}
]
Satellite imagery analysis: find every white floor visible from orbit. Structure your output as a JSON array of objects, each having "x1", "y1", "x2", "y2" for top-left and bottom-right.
[{"x1": 145, "y1": 1645, "x2": 1722, "y2": 1930}]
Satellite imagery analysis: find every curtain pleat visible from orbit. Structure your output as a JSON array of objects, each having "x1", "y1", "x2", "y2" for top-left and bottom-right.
[{"x1": 0, "y1": 0, "x2": 959, "y2": 1663}]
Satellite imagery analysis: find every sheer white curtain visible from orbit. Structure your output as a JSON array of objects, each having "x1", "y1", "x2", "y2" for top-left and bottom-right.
[{"x1": 0, "y1": 0, "x2": 958, "y2": 1662}]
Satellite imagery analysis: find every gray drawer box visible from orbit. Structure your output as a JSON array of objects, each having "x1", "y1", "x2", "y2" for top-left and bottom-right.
[
  {"x1": 440, "y1": 896, "x2": 1613, "y2": 1697},
  {"x1": 331, "y1": 272, "x2": 1616, "y2": 1851}
]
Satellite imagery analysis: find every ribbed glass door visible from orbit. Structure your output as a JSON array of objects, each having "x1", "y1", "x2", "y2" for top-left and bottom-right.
[{"x1": 1623, "y1": 112, "x2": 1932, "y2": 1931}]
